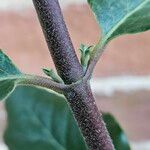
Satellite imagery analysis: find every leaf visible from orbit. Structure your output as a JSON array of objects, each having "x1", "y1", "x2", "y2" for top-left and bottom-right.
[
  {"x1": 4, "y1": 86, "x2": 130, "y2": 150},
  {"x1": 0, "y1": 50, "x2": 22, "y2": 100},
  {"x1": 88, "y1": 0, "x2": 150, "y2": 45},
  {"x1": 103, "y1": 113, "x2": 131, "y2": 150},
  {"x1": 4, "y1": 86, "x2": 88, "y2": 150},
  {"x1": 0, "y1": 50, "x2": 53, "y2": 100}
]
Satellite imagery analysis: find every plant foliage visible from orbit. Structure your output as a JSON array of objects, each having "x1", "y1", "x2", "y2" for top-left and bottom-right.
[
  {"x1": 4, "y1": 86, "x2": 130, "y2": 150},
  {"x1": 88, "y1": 0, "x2": 150, "y2": 45},
  {"x1": 0, "y1": 50, "x2": 22, "y2": 100}
]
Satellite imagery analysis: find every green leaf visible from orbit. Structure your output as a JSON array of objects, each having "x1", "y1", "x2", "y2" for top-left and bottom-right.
[
  {"x1": 4, "y1": 86, "x2": 88, "y2": 150},
  {"x1": 4, "y1": 86, "x2": 130, "y2": 150},
  {"x1": 0, "y1": 50, "x2": 53, "y2": 100},
  {"x1": 88, "y1": 0, "x2": 150, "y2": 45},
  {"x1": 0, "y1": 50, "x2": 22, "y2": 100},
  {"x1": 103, "y1": 113, "x2": 131, "y2": 150}
]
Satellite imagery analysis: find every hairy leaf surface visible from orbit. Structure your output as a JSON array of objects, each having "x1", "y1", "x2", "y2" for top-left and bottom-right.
[
  {"x1": 88, "y1": 0, "x2": 150, "y2": 45},
  {"x1": 0, "y1": 50, "x2": 22, "y2": 100},
  {"x1": 4, "y1": 86, "x2": 130, "y2": 150}
]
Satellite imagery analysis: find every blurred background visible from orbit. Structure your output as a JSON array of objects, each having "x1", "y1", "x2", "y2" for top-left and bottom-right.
[{"x1": 0, "y1": 0, "x2": 150, "y2": 149}]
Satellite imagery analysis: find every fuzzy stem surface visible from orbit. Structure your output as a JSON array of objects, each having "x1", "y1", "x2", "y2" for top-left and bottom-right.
[
  {"x1": 32, "y1": 0, "x2": 114, "y2": 149},
  {"x1": 32, "y1": 0, "x2": 83, "y2": 84},
  {"x1": 18, "y1": 74, "x2": 66, "y2": 93},
  {"x1": 65, "y1": 81, "x2": 114, "y2": 150}
]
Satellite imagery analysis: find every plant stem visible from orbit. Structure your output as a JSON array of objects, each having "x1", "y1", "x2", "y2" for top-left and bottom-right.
[
  {"x1": 18, "y1": 74, "x2": 66, "y2": 94},
  {"x1": 32, "y1": 0, "x2": 114, "y2": 149},
  {"x1": 64, "y1": 81, "x2": 114, "y2": 150},
  {"x1": 85, "y1": 45, "x2": 106, "y2": 80},
  {"x1": 32, "y1": 0, "x2": 83, "y2": 84}
]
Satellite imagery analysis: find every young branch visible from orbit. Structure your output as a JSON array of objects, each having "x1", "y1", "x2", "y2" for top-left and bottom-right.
[
  {"x1": 32, "y1": 0, "x2": 114, "y2": 149},
  {"x1": 18, "y1": 74, "x2": 66, "y2": 94},
  {"x1": 85, "y1": 44, "x2": 106, "y2": 80}
]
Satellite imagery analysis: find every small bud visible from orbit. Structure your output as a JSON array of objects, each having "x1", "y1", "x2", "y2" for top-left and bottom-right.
[
  {"x1": 42, "y1": 68, "x2": 64, "y2": 83},
  {"x1": 79, "y1": 44, "x2": 93, "y2": 72}
]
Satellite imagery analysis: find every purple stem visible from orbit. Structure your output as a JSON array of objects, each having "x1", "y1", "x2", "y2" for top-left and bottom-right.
[{"x1": 32, "y1": 0, "x2": 114, "y2": 149}]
